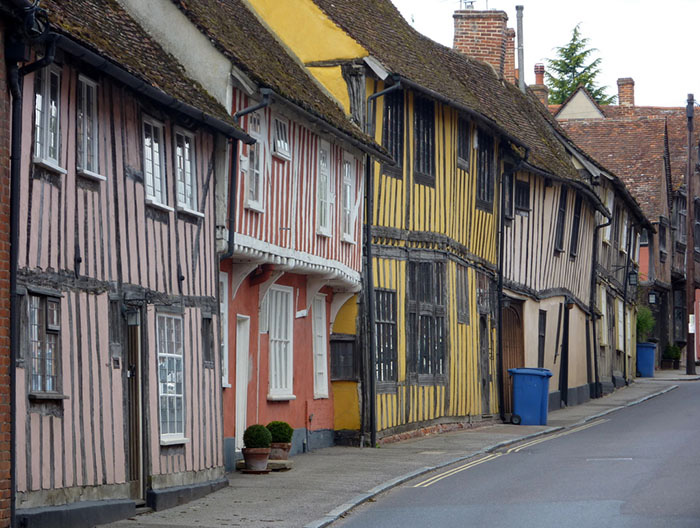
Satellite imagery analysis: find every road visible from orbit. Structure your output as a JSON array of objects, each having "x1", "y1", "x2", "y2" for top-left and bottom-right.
[{"x1": 335, "y1": 382, "x2": 700, "y2": 528}]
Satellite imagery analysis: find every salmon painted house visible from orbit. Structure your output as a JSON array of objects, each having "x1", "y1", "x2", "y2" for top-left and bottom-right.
[{"x1": 8, "y1": 1, "x2": 251, "y2": 525}]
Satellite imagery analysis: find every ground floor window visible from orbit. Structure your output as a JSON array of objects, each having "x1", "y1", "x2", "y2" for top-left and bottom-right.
[
  {"x1": 157, "y1": 313, "x2": 184, "y2": 440},
  {"x1": 28, "y1": 294, "x2": 61, "y2": 394},
  {"x1": 268, "y1": 285, "x2": 294, "y2": 398}
]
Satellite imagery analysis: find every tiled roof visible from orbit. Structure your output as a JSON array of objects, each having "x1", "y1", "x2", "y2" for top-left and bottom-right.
[
  {"x1": 168, "y1": 0, "x2": 380, "y2": 152},
  {"x1": 311, "y1": 0, "x2": 590, "y2": 187},
  {"x1": 41, "y1": 0, "x2": 242, "y2": 133}
]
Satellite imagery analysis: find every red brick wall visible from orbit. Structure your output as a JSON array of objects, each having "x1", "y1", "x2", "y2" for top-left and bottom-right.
[
  {"x1": 453, "y1": 10, "x2": 511, "y2": 80},
  {"x1": 617, "y1": 77, "x2": 635, "y2": 107},
  {"x1": 0, "y1": 18, "x2": 12, "y2": 528}
]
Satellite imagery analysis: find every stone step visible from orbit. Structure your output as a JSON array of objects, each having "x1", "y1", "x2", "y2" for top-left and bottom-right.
[{"x1": 236, "y1": 459, "x2": 294, "y2": 471}]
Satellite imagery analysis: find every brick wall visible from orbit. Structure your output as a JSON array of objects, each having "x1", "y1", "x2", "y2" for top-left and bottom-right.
[
  {"x1": 618, "y1": 77, "x2": 635, "y2": 107},
  {"x1": 0, "y1": 18, "x2": 12, "y2": 528},
  {"x1": 453, "y1": 9, "x2": 515, "y2": 83}
]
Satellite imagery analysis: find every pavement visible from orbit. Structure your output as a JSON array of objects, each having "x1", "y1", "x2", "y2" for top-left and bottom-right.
[{"x1": 101, "y1": 369, "x2": 697, "y2": 528}]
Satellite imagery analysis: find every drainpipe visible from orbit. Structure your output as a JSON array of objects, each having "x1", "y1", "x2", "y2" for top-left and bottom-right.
[
  {"x1": 590, "y1": 216, "x2": 612, "y2": 398},
  {"x1": 6, "y1": 4, "x2": 51, "y2": 525},
  {"x1": 622, "y1": 218, "x2": 633, "y2": 383},
  {"x1": 365, "y1": 81, "x2": 401, "y2": 136},
  {"x1": 497, "y1": 147, "x2": 528, "y2": 422}
]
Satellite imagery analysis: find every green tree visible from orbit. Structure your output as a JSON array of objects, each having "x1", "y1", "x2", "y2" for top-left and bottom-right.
[{"x1": 545, "y1": 24, "x2": 615, "y2": 105}]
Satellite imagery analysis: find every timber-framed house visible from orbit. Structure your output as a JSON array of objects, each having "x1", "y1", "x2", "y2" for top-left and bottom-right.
[
  {"x1": 251, "y1": 0, "x2": 610, "y2": 442},
  {"x1": 118, "y1": 0, "x2": 387, "y2": 467},
  {"x1": 8, "y1": 1, "x2": 252, "y2": 525}
]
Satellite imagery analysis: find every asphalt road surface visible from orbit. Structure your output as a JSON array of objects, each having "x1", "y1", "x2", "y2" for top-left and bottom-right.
[{"x1": 335, "y1": 383, "x2": 700, "y2": 528}]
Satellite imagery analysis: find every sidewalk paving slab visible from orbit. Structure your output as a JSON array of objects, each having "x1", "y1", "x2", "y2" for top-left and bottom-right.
[{"x1": 99, "y1": 378, "x2": 686, "y2": 528}]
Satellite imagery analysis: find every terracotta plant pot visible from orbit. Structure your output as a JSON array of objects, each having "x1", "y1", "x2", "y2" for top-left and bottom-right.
[
  {"x1": 269, "y1": 442, "x2": 292, "y2": 460},
  {"x1": 242, "y1": 447, "x2": 270, "y2": 471}
]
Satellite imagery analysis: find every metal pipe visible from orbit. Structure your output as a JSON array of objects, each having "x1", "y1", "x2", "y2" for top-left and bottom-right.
[
  {"x1": 220, "y1": 138, "x2": 239, "y2": 261},
  {"x1": 364, "y1": 154, "x2": 377, "y2": 447},
  {"x1": 516, "y1": 6, "x2": 525, "y2": 93},
  {"x1": 233, "y1": 95, "x2": 270, "y2": 123},
  {"x1": 365, "y1": 81, "x2": 401, "y2": 136},
  {"x1": 589, "y1": 216, "x2": 612, "y2": 398},
  {"x1": 622, "y1": 216, "x2": 633, "y2": 383},
  {"x1": 685, "y1": 94, "x2": 697, "y2": 374}
]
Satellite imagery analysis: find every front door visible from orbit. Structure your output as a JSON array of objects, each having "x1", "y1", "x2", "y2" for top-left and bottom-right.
[
  {"x1": 235, "y1": 316, "x2": 250, "y2": 450},
  {"x1": 126, "y1": 309, "x2": 144, "y2": 500},
  {"x1": 502, "y1": 304, "x2": 524, "y2": 416},
  {"x1": 479, "y1": 316, "x2": 491, "y2": 416}
]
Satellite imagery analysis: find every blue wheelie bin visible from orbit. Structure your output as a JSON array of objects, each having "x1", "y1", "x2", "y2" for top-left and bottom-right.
[
  {"x1": 636, "y1": 343, "x2": 656, "y2": 377},
  {"x1": 508, "y1": 368, "x2": 552, "y2": 425}
]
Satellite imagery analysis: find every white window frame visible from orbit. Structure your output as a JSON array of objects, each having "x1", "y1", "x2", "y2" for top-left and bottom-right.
[
  {"x1": 272, "y1": 117, "x2": 291, "y2": 161},
  {"x1": 616, "y1": 299, "x2": 624, "y2": 351},
  {"x1": 267, "y1": 285, "x2": 295, "y2": 400},
  {"x1": 341, "y1": 153, "x2": 357, "y2": 243},
  {"x1": 244, "y1": 111, "x2": 265, "y2": 212},
  {"x1": 220, "y1": 272, "x2": 231, "y2": 388},
  {"x1": 157, "y1": 313, "x2": 186, "y2": 443},
  {"x1": 620, "y1": 210, "x2": 628, "y2": 253},
  {"x1": 33, "y1": 65, "x2": 65, "y2": 172},
  {"x1": 599, "y1": 292, "x2": 608, "y2": 346},
  {"x1": 317, "y1": 140, "x2": 333, "y2": 237},
  {"x1": 76, "y1": 75, "x2": 103, "y2": 180},
  {"x1": 174, "y1": 128, "x2": 198, "y2": 213},
  {"x1": 312, "y1": 295, "x2": 329, "y2": 398},
  {"x1": 603, "y1": 190, "x2": 614, "y2": 243},
  {"x1": 143, "y1": 116, "x2": 169, "y2": 209}
]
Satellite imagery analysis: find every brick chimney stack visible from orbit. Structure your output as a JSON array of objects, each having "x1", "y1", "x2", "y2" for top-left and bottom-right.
[
  {"x1": 453, "y1": 9, "x2": 516, "y2": 84},
  {"x1": 617, "y1": 78, "x2": 635, "y2": 107},
  {"x1": 531, "y1": 63, "x2": 549, "y2": 106}
]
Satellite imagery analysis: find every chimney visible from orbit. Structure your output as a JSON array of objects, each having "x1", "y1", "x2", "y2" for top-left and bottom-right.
[
  {"x1": 617, "y1": 78, "x2": 635, "y2": 107},
  {"x1": 453, "y1": 9, "x2": 515, "y2": 83},
  {"x1": 531, "y1": 63, "x2": 549, "y2": 106}
]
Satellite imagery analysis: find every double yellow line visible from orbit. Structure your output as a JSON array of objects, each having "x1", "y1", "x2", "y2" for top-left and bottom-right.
[
  {"x1": 413, "y1": 419, "x2": 608, "y2": 488},
  {"x1": 413, "y1": 453, "x2": 503, "y2": 488},
  {"x1": 506, "y1": 419, "x2": 608, "y2": 454}
]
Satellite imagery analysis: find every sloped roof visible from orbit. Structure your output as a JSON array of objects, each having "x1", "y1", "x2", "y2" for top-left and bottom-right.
[
  {"x1": 41, "y1": 0, "x2": 244, "y2": 136},
  {"x1": 310, "y1": 0, "x2": 590, "y2": 188},
  {"x1": 168, "y1": 0, "x2": 380, "y2": 153}
]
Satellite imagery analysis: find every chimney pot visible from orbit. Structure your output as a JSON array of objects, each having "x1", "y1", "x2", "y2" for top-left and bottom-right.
[
  {"x1": 534, "y1": 63, "x2": 545, "y2": 85},
  {"x1": 617, "y1": 77, "x2": 635, "y2": 107}
]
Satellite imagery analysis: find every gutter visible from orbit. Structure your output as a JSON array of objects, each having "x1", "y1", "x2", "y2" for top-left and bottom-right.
[{"x1": 259, "y1": 88, "x2": 393, "y2": 165}]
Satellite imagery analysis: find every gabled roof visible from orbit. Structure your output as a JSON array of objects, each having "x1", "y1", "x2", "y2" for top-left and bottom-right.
[
  {"x1": 553, "y1": 85, "x2": 605, "y2": 120},
  {"x1": 310, "y1": 0, "x2": 595, "y2": 191},
  {"x1": 41, "y1": 0, "x2": 248, "y2": 139},
  {"x1": 168, "y1": 0, "x2": 382, "y2": 154}
]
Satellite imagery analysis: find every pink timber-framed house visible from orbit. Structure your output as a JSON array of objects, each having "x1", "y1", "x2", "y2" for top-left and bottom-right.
[
  {"x1": 115, "y1": 0, "x2": 388, "y2": 468},
  {"x1": 6, "y1": 0, "x2": 252, "y2": 526}
]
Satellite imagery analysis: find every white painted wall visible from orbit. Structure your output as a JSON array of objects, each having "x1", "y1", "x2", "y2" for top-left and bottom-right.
[{"x1": 557, "y1": 90, "x2": 605, "y2": 120}]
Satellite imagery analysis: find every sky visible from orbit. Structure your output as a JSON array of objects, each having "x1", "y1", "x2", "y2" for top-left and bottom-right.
[{"x1": 390, "y1": 0, "x2": 700, "y2": 107}]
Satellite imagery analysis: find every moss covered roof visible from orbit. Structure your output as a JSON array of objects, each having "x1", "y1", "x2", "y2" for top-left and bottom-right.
[
  {"x1": 311, "y1": 0, "x2": 590, "y2": 185},
  {"x1": 41, "y1": 0, "x2": 241, "y2": 133},
  {"x1": 169, "y1": 0, "x2": 379, "y2": 152}
]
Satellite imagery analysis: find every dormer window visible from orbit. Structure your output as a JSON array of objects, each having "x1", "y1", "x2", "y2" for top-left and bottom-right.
[{"x1": 273, "y1": 118, "x2": 291, "y2": 160}]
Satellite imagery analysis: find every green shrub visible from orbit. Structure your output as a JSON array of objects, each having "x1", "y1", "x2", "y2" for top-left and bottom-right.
[
  {"x1": 243, "y1": 424, "x2": 272, "y2": 448},
  {"x1": 636, "y1": 306, "x2": 655, "y2": 343},
  {"x1": 663, "y1": 344, "x2": 681, "y2": 360},
  {"x1": 266, "y1": 421, "x2": 294, "y2": 443}
]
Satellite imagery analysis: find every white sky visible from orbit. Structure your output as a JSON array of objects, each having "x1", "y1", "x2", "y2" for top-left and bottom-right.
[{"x1": 390, "y1": 0, "x2": 700, "y2": 107}]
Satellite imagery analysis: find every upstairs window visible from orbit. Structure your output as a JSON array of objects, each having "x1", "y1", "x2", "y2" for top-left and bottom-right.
[
  {"x1": 603, "y1": 190, "x2": 614, "y2": 243},
  {"x1": 569, "y1": 193, "x2": 583, "y2": 258},
  {"x1": 476, "y1": 130, "x2": 495, "y2": 210},
  {"x1": 244, "y1": 112, "x2": 264, "y2": 212},
  {"x1": 272, "y1": 117, "x2": 291, "y2": 160},
  {"x1": 457, "y1": 116, "x2": 470, "y2": 171},
  {"x1": 515, "y1": 179, "x2": 530, "y2": 214},
  {"x1": 659, "y1": 222, "x2": 667, "y2": 260},
  {"x1": 175, "y1": 129, "x2": 197, "y2": 212},
  {"x1": 317, "y1": 140, "x2": 333, "y2": 236},
  {"x1": 620, "y1": 209, "x2": 629, "y2": 252},
  {"x1": 34, "y1": 65, "x2": 62, "y2": 168},
  {"x1": 341, "y1": 154, "x2": 356, "y2": 243},
  {"x1": 28, "y1": 295, "x2": 61, "y2": 394},
  {"x1": 77, "y1": 76, "x2": 99, "y2": 176},
  {"x1": 554, "y1": 186, "x2": 568, "y2": 253},
  {"x1": 143, "y1": 117, "x2": 166, "y2": 206},
  {"x1": 640, "y1": 228, "x2": 649, "y2": 246},
  {"x1": 413, "y1": 95, "x2": 435, "y2": 185},
  {"x1": 694, "y1": 199, "x2": 700, "y2": 255},
  {"x1": 382, "y1": 89, "x2": 404, "y2": 177},
  {"x1": 676, "y1": 195, "x2": 687, "y2": 244},
  {"x1": 503, "y1": 169, "x2": 514, "y2": 220}
]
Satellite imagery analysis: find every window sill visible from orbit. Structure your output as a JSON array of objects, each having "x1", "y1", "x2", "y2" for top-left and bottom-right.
[
  {"x1": 341, "y1": 234, "x2": 356, "y2": 245},
  {"x1": 146, "y1": 198, "x2": 174, "y2": 213},
  {"x1": 475, "y1": 199, "x2": 493, "y2": 213},
  {"x1": 515, "y1": 208, "x2": 530, "y2": 216},
  {"x1": 33, "y1": 158, "x2": 67, "y2": 175},
  {"x1": 317, "y1": 229, "x2": 332, "y2": 239},
  {"x1": 177, "y1": 205, "x2": 205, "y2": 219},
  {"x1": 382, "y1": 164, "x2": 403, "y2": 179},
  {"x1": 222, "y1": 382, "x2": 232, "y2": 389},
  {"x1": 272, "y1": 151, "x2": 291, "y2": 162},
  {"x1": 160, "y1": 437, "x2": 190, "y2": 447},
  {"x1": 244, "y1": 201, "x2": 265, "y2": 214},
  {"x1": 313, "y1": 394, "x2": 329, "y2": 400},
  {"x1": 267, "y1": 393, "x2": 296, "y2": 401},
  {"x1": 29, "y1": 392, "x2": 69, "y2": 401},
  {"x1": 77, "y1": 168, "x2": 106, "y2": 181},
  {"x1": 602, "y1": 239, "x2": 611, "y2": 246}
]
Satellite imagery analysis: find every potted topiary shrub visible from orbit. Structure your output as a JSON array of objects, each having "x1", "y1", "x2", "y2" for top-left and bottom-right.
[
  {"x1": 242, "y1": 424, "x2": 272, "y2": 472},
  {"x1": 662, "y1": 344, "x2": 681, "y2": 370},
  {"x1": 636, "y1": 306, "x2": 656, "y2": 377},
  {"x1": 267, "y1": 421, "x2": 294, "y2": 460}
]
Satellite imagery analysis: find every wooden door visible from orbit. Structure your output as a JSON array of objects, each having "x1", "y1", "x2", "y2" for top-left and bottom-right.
[
  {"x1": 126, "y1": 312, "x2": 143, "y2": 500},
  {"x1": 501, "y1": 304, "x2": 524, "y2": 415},
  {"x1": 479, "y1": 316, "x2": 491, "y2": 416}
]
